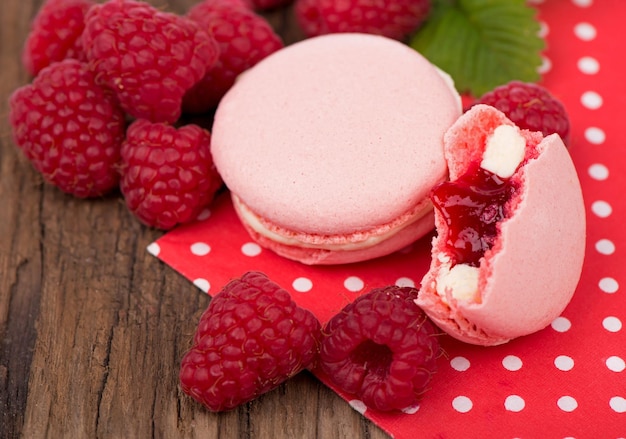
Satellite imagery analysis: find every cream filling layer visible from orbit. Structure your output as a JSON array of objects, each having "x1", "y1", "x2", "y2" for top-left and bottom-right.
[{"x1": 233, "y1": 194, "x2": 434, "y2": 252}]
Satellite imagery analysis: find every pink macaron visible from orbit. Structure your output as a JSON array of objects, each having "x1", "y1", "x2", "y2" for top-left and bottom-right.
[
  {"x1": 416, "y1": 104, "x2": 586, "y2": 346},
  {"x1": 211, "y1": 33, "x2": 462, "y2": 265}
]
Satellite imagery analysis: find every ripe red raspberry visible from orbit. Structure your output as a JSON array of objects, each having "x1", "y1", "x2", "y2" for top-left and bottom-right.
[
  {"x1": 82, "y1": 0, "x2": 219, "y2": 123},
  {"x1": 9, "y1": 59, "x2": 126, "y2": 198},
  {"x1": 295, "y1": 0, "x2": 431, "y2": 41},
  {"x1": 474, "y1": 80, "x2": 571, "y2": 145},
  {"x1": 317, "y1": 285, "x2": 440, "y2": 412},
  {"x1": 183, "y1": 0, "x2": 284, "y2": 113},
  {"x1": 22, "y1": 0, "x2": 94, "y2": 77},
  {"x1": 119, "y1": 119, "x2": 222, "y2": 230},
  {"x1": 179, "y1": 271, "x2": 321, "y2": 412}
]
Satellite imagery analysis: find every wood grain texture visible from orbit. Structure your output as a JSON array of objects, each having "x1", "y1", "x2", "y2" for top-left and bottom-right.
[{"x1": 0, "y1": 1, "x2": 390, "y2": 438}]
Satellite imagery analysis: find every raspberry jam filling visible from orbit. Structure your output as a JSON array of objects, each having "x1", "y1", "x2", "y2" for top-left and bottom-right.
[{"x1": 431, "y1": 161, "x2": 517, "y2": 267}]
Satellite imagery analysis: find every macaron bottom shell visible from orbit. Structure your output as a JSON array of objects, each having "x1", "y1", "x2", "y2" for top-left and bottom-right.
[{"x1": 232, "y1": 193, "x2": 437, "y2": 265}]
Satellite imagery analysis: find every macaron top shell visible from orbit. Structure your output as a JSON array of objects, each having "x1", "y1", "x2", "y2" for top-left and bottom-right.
[{"x1": 211, "y1": 33, "x2": 461, "y2": 236}]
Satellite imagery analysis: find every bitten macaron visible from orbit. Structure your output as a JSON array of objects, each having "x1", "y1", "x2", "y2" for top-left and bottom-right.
[{"x1": 416, "y1": 105, "x2": 586, "y2": 345}]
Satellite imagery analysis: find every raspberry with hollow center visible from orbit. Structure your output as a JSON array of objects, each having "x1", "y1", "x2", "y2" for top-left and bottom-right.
[
  {"x1": 22, "y1": 0, "x2": 94, "y2": 76},
  {"x1": 119, "y1": 119, "x2": 222, "y2": 230},
  {"x1": 183, "y1": 0, "x2": 284, "y2": 113},
  {"x1": 317, "y1": 285, "x2": 440, "y2": 412},
  {"x1": 295, "y1": 0, "x2": 431, "y2": 41},
  {"x1": 82, "y1": 0, "x2": 219, "y2": 123},
  {"x1": 179, "y1": 271, "x2": 322, "y2": 412},
  {"x1": 474, "y1": 80, "x2": 571, "y2": 145},
  {"x1": 9, "y1": 59, "x2": 126, "y2": 198}
]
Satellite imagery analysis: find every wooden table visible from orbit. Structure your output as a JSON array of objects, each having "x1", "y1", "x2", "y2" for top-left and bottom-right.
[{"x1": 0, "y1": 1, "x2": 389, "y2": 437}]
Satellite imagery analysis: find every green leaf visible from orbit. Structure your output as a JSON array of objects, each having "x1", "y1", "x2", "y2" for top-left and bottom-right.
[{"x1": 409, "y1": 0, "x2": 545, "y2": 97}]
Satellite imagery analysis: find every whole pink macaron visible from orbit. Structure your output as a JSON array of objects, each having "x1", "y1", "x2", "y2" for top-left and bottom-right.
[
  {"x1": 211, "y1": 33, "x2": 462, "y2": 264},
  {"x1": 416, "y1": 104, "x2": 586, "y2": 345}
]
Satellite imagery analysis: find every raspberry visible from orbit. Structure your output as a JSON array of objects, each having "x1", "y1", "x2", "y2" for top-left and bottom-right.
[
  {"x1": 119, "y1": 119, "x2": 222, "y2": 229},
  {"x1": 183, "y1": 0, "x2": 284, "y2": 113},
  {"x1": 9, "y1": 59, "x2": 126, "y2": 198},
  {"x1": 22, "y1": 0, "x2": 94, "y2": 77},
  {"x1": 474, "y1": 80, "x2": 571, "y2": 145},
  {"x1": 317, "y1": 286, "x2": 440, "y2": 412},
  {"x1": 179, "y1": 271, "x2": 321, "y2": 411},
  {"x1": 295, "y1": 0, "x2": 431, "y2": 41},
  {"x1": 82, "y1": 0, "x2": 219, "y2": 123}
]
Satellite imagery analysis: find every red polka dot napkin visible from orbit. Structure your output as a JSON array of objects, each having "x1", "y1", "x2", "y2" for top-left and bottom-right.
[{"x1": 150, "y1": 0, "x2": 626, "y2": 437}]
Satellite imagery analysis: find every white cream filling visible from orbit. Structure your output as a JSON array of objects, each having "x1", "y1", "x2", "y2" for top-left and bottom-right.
[
  {"x1": 233, "y1": 194, "x2": 432, "y2": 252},
  {"x1": 436, "y1": 263, "x2": 480, "y2": 303},
  {"x1": 480, "y1": 125, "x2": 526, "y2": 179},
  {"x1": 436, "y1": 124, "x2": 526, "y2": 303}
]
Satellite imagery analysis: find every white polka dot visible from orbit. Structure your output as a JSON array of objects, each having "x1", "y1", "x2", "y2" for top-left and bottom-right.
[
  {"x1": 557, "y1": 396, "x2": 578, "y2": 412},
  {"x1": 572, "y1": 0, "x2": 593, "y2": 7},
  {"x1": 581, "y1": 91, "x2": 603, "y2": 109},
  {"x1": 599, "y1": 277, "x2": 619, "y2": 294},
  {"x1": 196, "y1": 208, "x2": 211, "y2": 221},
  {"x1": 574, "y1": 22, "x2": 597, "y2": 41},
  {"x1": 193, "y1": 278, "x2": 210, "y2": 293},
  {"x1": 502, "y1": 355, "x2": 523, "y2": 371},
  {"x1": 292, "y1": 277, "x2": 313, "y2": 293},
  {"x1": 146, "y1": 242, "x2": 161, "y2": 256},
  {"x1": 504, "y1": 395, "x2": 525, "y2": 412},
  {"x1": 603, "y1": 316, "x2": 622, "y2": 332},
  {"x1": 610, "y1": 396, "x2": 626, "y2": 413},
  {"x1": 401, "y1": 404, "x2": 420, "y2": 414},
  {"x1": 578, "y1": 56, "x2": 600, "y2": 74},
  {"x1": 591, "y1": 200, "x2": 612, "y2": 218},
  {"x1": 538, "y1": 21, "x2": 549, "y2": 38},
  {"x1": 450, "y1": 356, "x2": 471, "y2": 372},
  {"x1": 588, "y1": 163, "x2": 609, "y2": 180},
  {"x1": 554, "y1": 355, "x2": 575, "y2": 371},
  {"x1": 349, "y1": 399, "x2": 367, "y2": 414},
  {"x1": 584, "y1": 127, "x2": 606, "y2": 144},
  {"x1": 606, "y1": 356, "x2": 626, "y2": 372},
  {"x1": 452, "y1": 396, "x2": 473, "y2": 413},
  {"x1": 551, "y1": 316, "x2": 572, "y2": 332},
  {"x1": 538, "y1": 56, "x2": 552, "y2": 74},
  {"x1": 395, "y1": 277, "x2": 415, "y2": 288},
  {"x1": 595, "y1": 239, "x2": 616, "y2": 255},
  {"x1": 190, "y1": 242, "x2": 211, "y2": 256},
  {"x1": 344, "y1": 276, "x2": 364, "y2": 292},
  {"x1": 241, "y1": 242, "x2": 262, "y2": 257}
]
